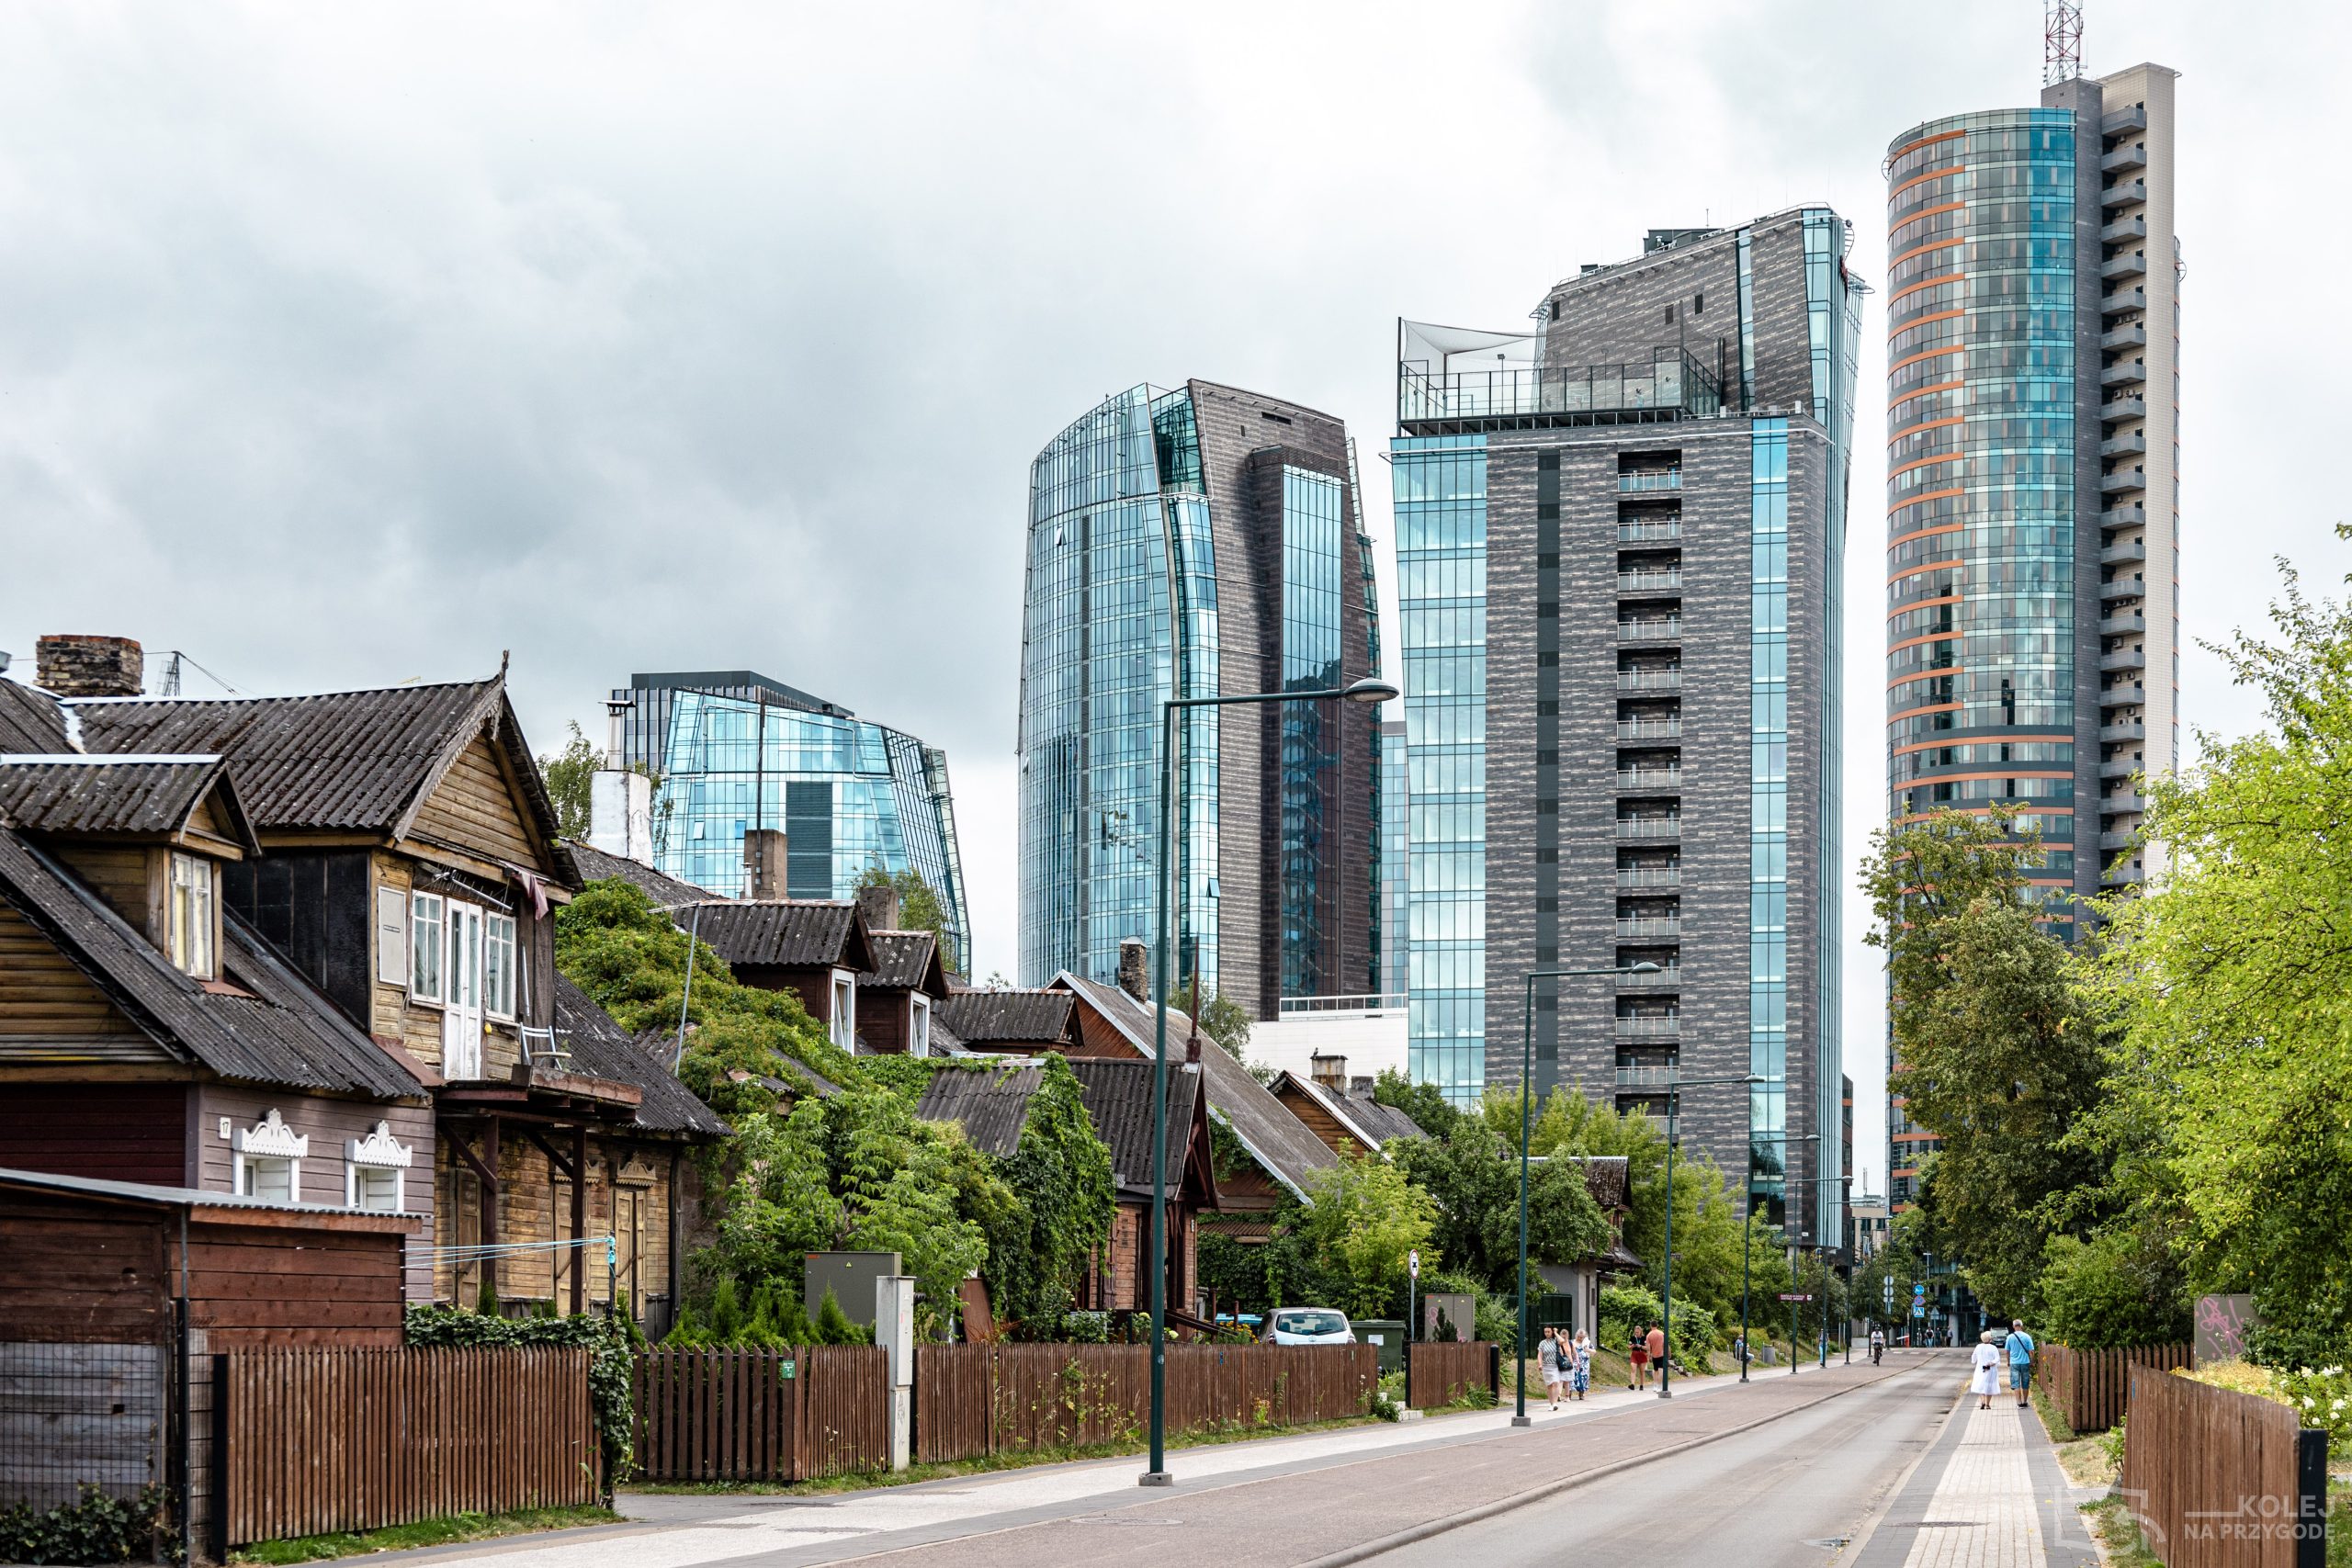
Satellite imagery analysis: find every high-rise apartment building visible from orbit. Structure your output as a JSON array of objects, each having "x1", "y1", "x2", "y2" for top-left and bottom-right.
[
  {"x1": 611, "y1": 671, "x2": 969, "y2": 960},
  {"x1": 1883, "y1": 62, "x2": 2179, "y2": 1208},
  {"x1": 1394, "y1": 209, "x2": 1862, "y2": 1237},
  {"x1": 1017, "y1": 382, "x2": 1385, "y2": 1017}
]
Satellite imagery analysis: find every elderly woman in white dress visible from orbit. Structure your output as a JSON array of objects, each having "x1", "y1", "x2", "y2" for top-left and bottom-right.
[{"x1": 1969, "y1": 1330, "x2": 2003, "y2": 1409}]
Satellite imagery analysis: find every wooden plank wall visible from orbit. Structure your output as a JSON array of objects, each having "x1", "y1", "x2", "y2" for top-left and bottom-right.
[
  {"x1": 2119, "y1": 1363, "x2": 2317, "y2": 1568},
  {"x1": 0, "y1": 1084, "x2": 187, "y2": 1187},
  {"x1": 1406, "y1": 1340, "x2": 1497, "y2": 1409},
  {"x1": 0, "y1": 1199, "x2": 169, "y2": 1345},
  {"x1": 0, "y1": 904, "x2": 153, "y2": 1045},
  {"x1": 220, "y1": 1347, "x2": 594, "y2": 1548},
  {"x1": 0, "y1": 1341, "x2": 167, "y2": 1509},
  {"x1": 187, "y1": 1224, "x2": 407, "y2": 1349}
]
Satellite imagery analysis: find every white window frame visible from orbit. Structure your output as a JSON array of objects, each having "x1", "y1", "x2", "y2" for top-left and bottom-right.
[
  {"x1": 374, "y1": 886, "x2": 408, "y2": 986},
  {"x1": 910, "y1": 994, "x2": 931, "y2": 1058},
  {"x1": 441, "y1": 900, "x2": 485, "y2": 1079},
  {"x1": 232, "y1": 1108, "x2": 309, "y2": 1203},
  {"x1": 410, "y1": 892, "x2": 446, "y2": 1003},
  {"x1": 167, "y1": 852, "x2": 215, "y2": 979},
  {"x1": 483, "y1": 911, "x2": 518, "y2": 1021},
  {"x1": 830, "y1": 968, "x2": 856, "y2": 1053},
  {"x1": 345, "y1": 1120, "x2": 413, "y2": 1212}
]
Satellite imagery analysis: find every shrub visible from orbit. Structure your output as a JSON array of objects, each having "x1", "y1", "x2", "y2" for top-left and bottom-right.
[
  {"x1": 1059, "y1": 1311, "x2": 1111, "y2": 1344},
  {"x1": 813, "y1": 1285, "x2": 868, "y2": 1346},
  {"x1": 0, "y1": 1484, "x2": 165, "y2": 1565},
  {"x1": 2274, "y1": 1363, "x2": 2352, "y2": 1460},
  {"x1": 404, "y1": 1303, "x2": 637, "y2": 1481},
  {"x1": 2038, "y1": 1230, "x2": 2191, "y2": 1349},
  {"x1": 1600, "y1": 1280, "x2": 1663, "y2": 1352}
]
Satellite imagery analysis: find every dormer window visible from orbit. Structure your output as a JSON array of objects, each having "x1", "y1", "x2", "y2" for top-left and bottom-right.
[
  {"x1": 167, "y1": 852, "x2": 215, "y2": 978},
  {"x1": 232, "y1": 1108, "x2": 308, "y2": 1202}
]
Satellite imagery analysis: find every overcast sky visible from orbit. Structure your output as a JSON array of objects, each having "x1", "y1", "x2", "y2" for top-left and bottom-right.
[{"x1": 6, "y1": 1, "x2": 2346, "y2": 1179}]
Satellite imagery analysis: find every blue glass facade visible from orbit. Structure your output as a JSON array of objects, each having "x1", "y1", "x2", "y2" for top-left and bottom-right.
[
  {"x1": 1279, "y1": 466, "x2": 1345, "y2": 996},
  {"x1": 1391, "y1": 434, "x2": 1487, "y2": 1102}
]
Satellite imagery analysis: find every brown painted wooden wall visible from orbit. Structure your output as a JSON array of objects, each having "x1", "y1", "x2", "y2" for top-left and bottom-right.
[
  {"x1": 0, "y1": 1195, "x2": 170, "y2": 1345},
  {"x1": 0, "y1": 905, "x2": 151, "y2": 1044},
  {"x1": 186, "y1": 1222, "x2": 408, "y2": 1349},
  {"x1": 0, "y1": 1084, "x2": 188, "y2": 1186}
]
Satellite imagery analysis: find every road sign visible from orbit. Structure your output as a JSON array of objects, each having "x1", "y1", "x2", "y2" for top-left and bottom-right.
[
  {"x1": 1913, "y1": 1283, "x2": 1926, "y2": 1296},
  {"x1": 1911, "y1": 1303, "x2": 1925, "y2": 1317},
  {"x1": 1408, "y1": 1249, "x2": 1419, "y2": 1280},
  {"x1": 1883, "y1": 1279, "x2": 1895, "y2": 1307},
  {"x1": 1777, "y1": 1293, "x2": 1813, "y2": 1303}
]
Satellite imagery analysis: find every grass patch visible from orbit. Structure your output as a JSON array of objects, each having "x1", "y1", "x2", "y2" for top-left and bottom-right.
[
  {"x1": 2082, "y1": 1495, "x2": 2166, "y2": 1568},
  {"x1": 232, "y1": 1506, "x2": 620, "y2": 1563},
  {"x1": 626, "y1": 1414, "x2": 1380, "y2": 1498},
  {"x1": 2031, "y1": 1386, "x2": 2079, "y2": 1443}
]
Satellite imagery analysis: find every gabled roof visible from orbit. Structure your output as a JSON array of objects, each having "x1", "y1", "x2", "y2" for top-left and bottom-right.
[
  {"x1": 914, "y1": 1062, "x2": 1044, "y2": 1157},
  {"x1": 551, "y1": 975, "x2": 727, "y2": 1137},
  {"x1": 0, "y1": 756, "x2": 260, "y2": 853},
  {"x1": 1269, "y1": 1071, "x2": 1426, "y2": 1154},
  {"x1": 0, "y1": 1166, "x2": 418, "y2": 1232},
  {"x1": 0, "y1": 826, "x2": 428, "y2": 1100},
  {"x1": 858, "y1": 931, "x2": 948, "y2": 999},
  {"x1": 566, "y1": 840, "x2": 718, "y2": 908},
  {"x1": 1066, "y1": 1057, "x2": 1207, "y2": 1201},
  {"x1": 0, "y1": 680, "x2": 71, "y2": 754},
  {"x1": 70, "y1": 677, "x2": 563, "y2": 863},
  {"x1": 1345, "y1": 1096, "x2": 1428, "y2": 1145},
  {"x1": 1048, "y1": 973, "x2": 1338, "y2": 1201},
  {"x1": 684, "y1": 899, "x2": 876, "y2": 973},
  {"x1": 935, "y1": 987, "x2": 1077, "y2": 1046}
]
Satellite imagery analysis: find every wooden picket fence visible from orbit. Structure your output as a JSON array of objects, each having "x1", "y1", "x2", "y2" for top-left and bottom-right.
[
  {"x1": 913, "y1": 1343, "x2": 1376, "y2": 1464},
  {"x1": 1406, "y1": 1340, "x2": 1497, "y2": 1409},
  {"x1": 2041, "y1": 1341, "x2": 2191, "y2": 1433},
  {"x1": 220, "y1": 1347, "x2": 594, "y2": 1548},
  {"x1": 2119, "y1": 1364, "x2": 2328, "y2": 1567},
  {"x1": 633, "y1": 1348, "x2": 887, "y2": 1483}
]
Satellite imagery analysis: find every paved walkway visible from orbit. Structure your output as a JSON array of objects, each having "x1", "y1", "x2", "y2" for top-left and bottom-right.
[{"x1": 1849, "y1": 1375, "x2": 2101, "y2": 1568}]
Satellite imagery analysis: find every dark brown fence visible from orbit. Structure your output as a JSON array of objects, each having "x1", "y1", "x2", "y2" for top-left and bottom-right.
[
  {"x1": 914, "y1": 1343, "x2": 1376, "y2": 1464},
  {"x1": 220, "y1": 1347, "x2": 594, "y2": 1548},
  {"x1": 634, "y1": 1348, "x2": 887, "y2": 1483},
  {"x1": 2120, "y1": 1364, "x2": 2328, "y2": 1567},
  {"x1": 2042, "y1": 1342, "x2": 2191, "y2": 1433},
  {"x1": 1406, "y1": 1340, "x2": 1497, "y2": 1409}
]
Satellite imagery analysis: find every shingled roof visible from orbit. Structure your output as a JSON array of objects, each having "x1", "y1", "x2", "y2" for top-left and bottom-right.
[
  {"x1": 0, "y1": 756, "x2": 259, "y2": 853},
  {"x1": 684, "y1": 900, "x2": 876, "y2": 973},
  {"x1": 913, "y1": 1062, "x2": 1044, "y2": 1157},
  {"x1": 69, "y1": 677, "x2": 561, "y2": 854},
  {"x1": 935, "y1": 987, "x2": 1078, "y2": 1047},
  {"x1": 1067, "y1": 1057, "x2": 1204, "y2": 1201},
  {"x1": 858, "y1": 931, "x2": 948, "y2": 998},
  {"x1": 550, "y1": 974, "x2": 727, "y2": 1137},
  {"x1": 1049, "y1": 973, "x2": 1338, "y2": 1201},
  {"x1": 0, "y1": 826, "x2": 428, "y2": 1100},
  {"x1": 566, "y1": 840, "x2": 718, "y2": 908},
  {"x1": 0, "y1": 680, "x2": 70, "y2": 754}
]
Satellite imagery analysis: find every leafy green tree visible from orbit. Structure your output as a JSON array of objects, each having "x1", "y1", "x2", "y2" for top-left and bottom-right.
[
  {"x1": 2039, "y1": 1226, "x2": 2192, "y2": 1348},
  {"x1": 855, "y1": 863, "x2": 959, "y2": 973},
  {"x1": 1286, "y1": 1151, "x2": 1438, "y2": 1319},
  {"x1": 537, "y1": 721, "x2": 602, "y2": 840},
  {"x1": 1164, "y1": 985, "x2": 1252, "y2": 1061},
  {"x1": 1390, "y1": 1113, "x2": 1522, "y2": 1291},
  {"x1": 1371, "y1": 1068, "x2": 1463, "y2": 1140},
  {"x1": 2084, "y1": 542, "x2": 2352, "y2": 1344},
  {"x1": 983, "y1": 1055, "x2": 1114, "y2": 1335}
]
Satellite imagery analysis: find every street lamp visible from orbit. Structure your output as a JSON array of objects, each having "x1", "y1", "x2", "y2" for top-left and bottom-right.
[
  {"x1": 1655, "y1": 1072, "x2": 1764, "y2": 1399},
  {"x1": 1511, "y1": 961, "x2": 1660, "y2": 1427},
  {"x1": 1142, "y1": 673, "x2": 1396, "y2": 1485},
  {"x1": 1739, "y1": 1131, "x2": 1817, "y2": 1383}
]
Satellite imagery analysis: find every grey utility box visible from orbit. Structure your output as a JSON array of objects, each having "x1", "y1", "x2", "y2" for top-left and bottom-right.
[
  {"x1": 804, "y1": 1250, "x2": 902, "y2": 1332},
  {"x1": 1354, "y1": 1320, "x2": 1406, "y2": 1377}
]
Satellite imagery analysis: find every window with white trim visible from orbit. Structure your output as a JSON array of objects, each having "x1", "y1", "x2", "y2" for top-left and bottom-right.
[
  {"x1": 167, "y1": 852, "x2": 215, "y2": 978},
  {"x1": 410, "y1": 892, "x2": 445, "y2": 1001},
  {"x1": 910, "y1": 994, "x2": 931, "y2": 1058},
  {"x1": 831, "y1": 969, "x2": 855, "y2": 1053},
  {"x1": 345, "y1": 1120, "x2": 412, "y2": 1212},
  {"x1": 232, "y1": 1108, "x2": 309, "y2": 1203},
  {"x1": 484, "y1": 912, "x2": 517, "y2": 1020}
]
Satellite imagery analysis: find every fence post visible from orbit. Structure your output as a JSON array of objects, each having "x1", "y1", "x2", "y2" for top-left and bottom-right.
[
  {"x1": 209, "y1": 1353, "x2": 230, "y2": 1562},
  {"x1": 2297, "y1": 1427, "x2": 2328, "y2": 1568},
  {"x1": 1488, "y1": 1343, "x2": 1501, "y2": 1401}
]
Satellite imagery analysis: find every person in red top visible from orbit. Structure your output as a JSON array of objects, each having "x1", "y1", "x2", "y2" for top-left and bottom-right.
[
  {"x1": 1645, "y1": 1322, "x2": 1668, "y2": 1385},
  {"x1": 1627, "y1": 1326, "x2": 1648, "y2": 1390}
]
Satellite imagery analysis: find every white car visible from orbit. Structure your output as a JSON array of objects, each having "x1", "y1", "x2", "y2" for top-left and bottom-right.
[{"x1": 1264, "y1": 1307, "x2": 1354, "y2": 1346}]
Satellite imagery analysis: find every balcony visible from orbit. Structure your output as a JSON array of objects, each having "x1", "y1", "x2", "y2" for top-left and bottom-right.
[
  {"x1": 2100, "y1": 719, "x2": 2146, "y2": 743},
  {"x1": 1398, "y1": 342, "x2": 1721, "y2": 432},
  {"x1": 1619, "y1": 470, "x2": 1682, "y2": 493},
  {"x1": 2100, "y1": 431, "x2": 2147, "y2": 458},
  {"x1": 1617, "y1": 719, "x2": 1682, "y2": 741},
  {"x1": 2100, "y1": 575, "x2": 2146, "y2": 603},
  {"x1": 2100, "y1": 359, "x2": 2146, "y2": 388},
  {"x1": 1617, "y1": 964, "x2": 1682, "y2": 989},
  {"x1": 2102, "y1": 105, "x2": 2148, "y2": 135},
  {"x1": 2100, "y1": 502, "x2": 2147, "y2": 529},
  {"x1": 2100, "y1": 322, "x2": 2149, "y2": 352},
  {"x1": 2098, "y1": 611, "x2": 2146, "y2": 637},
  {"x1": 2103, "y1": 863, "x2": 2146, "y2": 889},
  {"x1": 2099, "y1": 757, "x2": 2143, "y2": 781},
  {"x1": 2100, "y1": 179, "x2": 2148, "y2": 209},
  {"x1": 1617, "y1": 670, "x2": 1682, "y2": 692},
  {"x1": 2100, "y1": 468, "x2": 2146, "y2": 496},
  {"x1": 2100, "y1": 395, "x2": 2146, "y2": 423},
  {"x1": 1618, "y1": 618, "x2": 1682, "y2": 643},
  {"x1": 2103, "y1": 793, "x2": 2148, "y2": 816},
  {"x1": 1618, "y1": 519, "x2": 1682, "y2": 543},
  {"x1": 1614, "y1": 817, "x2": 1681, "y2": 840},
  {"x1": 1616, "y1": 867, "x2": 1682, "y2": 889},
  {"x1": 1616, "y1": 767, "x2": 1683, "y2": 791},
  {"x1": 1615, "y1": 1066, "x2": 1682, "y2": 1090},
  {"x1": 2100, "y1": 829, "x2": 2140, "y2": 852},
  {"x1": 1614, "y1": 1017, "x2": 1682, "y2": 1040},
  {"x1": 2100, "y1": 648, "x2": 2148, "y2": 672},
  {"x1": 2102, "y1": 215, "x2": 2149, "y2": 243},
  {"x1": 2100, "y1": 142, "x2": 2148, "y2": 173},
  {"x1": 2100, "y1": 288, "x2": 2148, "y2": 317},
  {"x1": 1617, "y1": 570, "x2": 1683, "y2": 593},
  {"x1": 2099, "y1": 683, "x2": 2146, "y2": 709},
  {"x1": 2099, "y1": 537, "x2": 2148, "y2": 567},
  {"x1": 1615, "y1": 918, "x2": 1683, "y2": 940}
]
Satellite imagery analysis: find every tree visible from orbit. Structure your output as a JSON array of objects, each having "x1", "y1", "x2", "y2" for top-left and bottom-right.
[
  {"x1": 537, "y1": 721, "x2": 602, "y2": 840},
  {"x1": 1285, "y1": 1151, "x2": 1438, "y2": 1320},
  {"x1": 1371, "y1": 1069, "x2": 1463, "y2": 1141},
  {"x1": 1164, "y1": 985, "x2": 1252, "y2": 1061},
  {"x1": 855, "y1": 863, "x2": 959, "y2": 974},
  {"x1": 1389, "y1": 1115, "x2": 1521, "y2": 1291}
]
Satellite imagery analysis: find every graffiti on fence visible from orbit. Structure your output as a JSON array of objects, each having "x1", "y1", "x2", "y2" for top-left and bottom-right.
[{"x1": 2192, "y1": 1294, "x2": 2257, "y2": 1366}]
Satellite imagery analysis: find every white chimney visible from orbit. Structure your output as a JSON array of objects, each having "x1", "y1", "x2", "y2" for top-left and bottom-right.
[{"x1": 589, "y1": 771, "x2": 654, "y2": 865}]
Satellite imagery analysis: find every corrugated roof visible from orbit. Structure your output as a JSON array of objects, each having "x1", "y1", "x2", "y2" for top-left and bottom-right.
[
  {"x1": 858, "y1": 931, "x2": 947, "y2": 998},
  {"x1": 71, "y1": 679, "x2": 560, "y2": 852},
  {"x1": 566, "y1": 840, "x2": 718, "y2": 908},
  {"x1": 914, "y1": 1063, "x2": 1044, "y2": 1157},
  {"x1": 0, "y1": 680, "x2": 71, "y2": 754},
  {"x1": 936, "y1": 987, "x2": 1076, "y2": 1045},
  {"x1": 0, "y1": 1165, "x2": 420, "y2": 1229},
  {"x1": 1067, "y1": 1057, "x2": 1201, "y2": 1199},
  {"x1": 1050, "y1": 973, "x2": 1337, "y2": 1201},
  {"x1": 684, "y1": 900, "x2": 876, "y2": 972},
  {"x1": 1272, "y1": 1072, "x2": 1424, "y2": 1153},
  {"x1": 0, "y1": 826, "x2": 429, "y2": 1100},
  {"x1": 0, "y1": 756, "x2": 259, "y2": 852},
  {"x1": 551, "y1": 975, "x2": 727, "y2": 1137}
]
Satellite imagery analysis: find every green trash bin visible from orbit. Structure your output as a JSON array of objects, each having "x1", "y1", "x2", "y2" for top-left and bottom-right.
[{"x1": 1354, "y1": 1319, "x2": 1406, "y2": 1377}]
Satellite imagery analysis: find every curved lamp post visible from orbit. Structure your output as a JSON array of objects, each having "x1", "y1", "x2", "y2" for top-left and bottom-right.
[
  {"x1": 1142, "y1": 674, "x2": 1396, "y2": 1485},
  {"x1": 1511, "y1": 962, "x2": 1659, "y2": 1427}
]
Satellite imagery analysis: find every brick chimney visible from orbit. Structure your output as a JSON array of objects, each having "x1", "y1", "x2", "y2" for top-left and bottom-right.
[
  {"x1": 37, "y1": 635, "x2": 143, "y2": 699},
  {"x1": 1310, "y1": 1053, "x2": 1347, "y2": 1092},
  {"x1": 742, "y1": 829, "x2": 787, "y2": 898},
  {"x1": 856, "y1": 884, "x2": 902, "y2": 933},
  {"x1": 1117, "y1": 937, "x2": 1150, "y2": 1004}
]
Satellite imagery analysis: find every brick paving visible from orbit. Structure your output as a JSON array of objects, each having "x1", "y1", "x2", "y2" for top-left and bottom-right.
[{"x1": 1898, "y1": 1404, "x2": 2047, "y2": 1568}]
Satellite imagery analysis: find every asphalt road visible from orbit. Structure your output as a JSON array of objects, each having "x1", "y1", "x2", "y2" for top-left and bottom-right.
[{"x1": 1367, "y1": 1359, "x2": 1958, "y2": 1567}]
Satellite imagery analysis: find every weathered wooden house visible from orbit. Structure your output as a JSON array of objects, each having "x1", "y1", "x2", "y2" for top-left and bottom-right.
[
  {"x1": 933, "y1": 987, "x2": 1082, "y2": 1055},
  {"x1": 847, "y1": 886, "x2": 950, "y2": 1055},
  {"x1": 679, "y1": 898, "x2": 876, "y2": 1054},
  {"x1": 30, "y1": 666, "x2": 723, "y2": 1324},
  {"x1": 1265, "y1": 1070, "x2": 1426, "y2": 1160}
]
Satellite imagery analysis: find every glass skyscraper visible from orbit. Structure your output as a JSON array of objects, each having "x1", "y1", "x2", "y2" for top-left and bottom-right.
[
  {"x1": 1018, "y1": 381, "x2": 1385, "y2": 1017},
  {"x1": 1393, "y1": 209, "x2": 1860, "y2": 1250},
  {"x1": 611, "y1": 671, "x2": 968, "y2": 960}
]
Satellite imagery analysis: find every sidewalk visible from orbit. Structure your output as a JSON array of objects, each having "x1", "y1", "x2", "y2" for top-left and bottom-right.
[{"x1": 1848, "y1": 1377, "x2": 2103, "y2": 1568}]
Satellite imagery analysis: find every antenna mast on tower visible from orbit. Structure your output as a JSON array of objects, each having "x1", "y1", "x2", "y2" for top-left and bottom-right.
[{"x1": 2045, "y1": 0, "x2": 2084, "y2": 85}]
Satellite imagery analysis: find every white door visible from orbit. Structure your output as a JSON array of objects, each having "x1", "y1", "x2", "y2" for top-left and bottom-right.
[{"x1": 443, "y1": 900, "x2": 484, "y2": 1077}]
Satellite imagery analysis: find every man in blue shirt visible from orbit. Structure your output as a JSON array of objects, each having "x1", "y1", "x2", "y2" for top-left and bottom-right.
[{"x1": 2004, "y1": 1319, "x2": 2036, "y2": 1407}]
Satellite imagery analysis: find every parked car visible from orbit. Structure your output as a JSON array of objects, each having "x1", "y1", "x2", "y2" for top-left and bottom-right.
[{"x1": 1263, "y1": 1307, "x2": 1353, "y2": 1346}]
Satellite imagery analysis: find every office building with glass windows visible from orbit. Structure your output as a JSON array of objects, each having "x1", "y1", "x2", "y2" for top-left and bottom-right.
[
  {"x1": 1883, "y1": 62, "x2": 2180, "y2": 1211},
  {"x1": 1017, "y1": 381, "x2": 1384, "y2": 1018},
  {"x1": 610, "y1": 671, "x2": 969, "y2": 962},
  {"x1": 1393, "y1": 208, "x2": 1861, "y2": 1247}
]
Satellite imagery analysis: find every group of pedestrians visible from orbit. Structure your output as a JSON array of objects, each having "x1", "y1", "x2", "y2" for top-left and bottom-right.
[
  {"x1": 1535, "y1": 1325, "x2": 1594, "y2": 1409},
  {"x1": 1969, "y1": 1319, "x2": 2037, "y2": 1410}
]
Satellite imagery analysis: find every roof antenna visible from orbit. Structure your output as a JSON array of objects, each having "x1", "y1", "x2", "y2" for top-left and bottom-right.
[{"x1": 2044, "y1": 0, "x2": 2083, "y2": 85}]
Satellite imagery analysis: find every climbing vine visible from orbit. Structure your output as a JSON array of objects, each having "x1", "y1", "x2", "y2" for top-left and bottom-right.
[{"x1": 403, "y1": 1303, "x2": 639, "y2": 1482}]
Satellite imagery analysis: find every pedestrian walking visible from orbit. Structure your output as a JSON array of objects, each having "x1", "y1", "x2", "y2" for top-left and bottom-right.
[
  {"x1": 1870, "y1": 1325, "x2": 1885, "y2": 1366},
  {"x1": 1570, "y1": 1328, "x2": 1592, "y2": 1402},
  {"x1": 1645, "y1": 1320, "x2": 1668, "y2": 1383},
  {"x1": 1539, "y1": 1327, "x2": 1566, "y2": 1411},
  {"x1": 1628, "y1": 1325, "x2": 1648, "y2": 1390},
  {"x1": 1970, "y1": 1329, "x2": 2002, "y2": 1410},
  {"x1": 2004, "y1": 1319, "x2": 2036, "y2": 1408}
]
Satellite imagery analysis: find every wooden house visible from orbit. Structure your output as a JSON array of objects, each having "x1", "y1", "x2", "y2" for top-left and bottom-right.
[
  {"x1": 679, "y1": 898, "x2": 876, "y2": 1054},
  {"x1": 1266, "y1": 1070, "x2": 1426, "y2": 1160},
  {"x1": 848, "y1": 886, "x2": 950, "y2": 1055},
  {"x1": 51, "y1": 671, "x2": 723, "y2": 1325}
]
